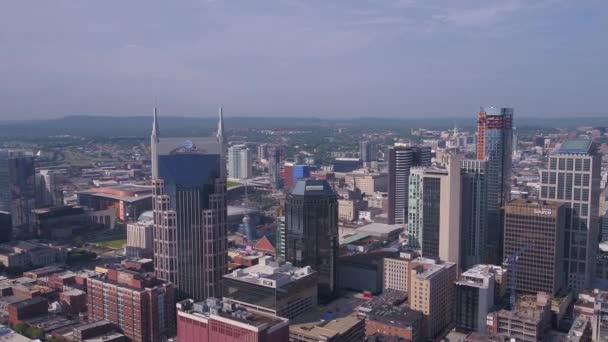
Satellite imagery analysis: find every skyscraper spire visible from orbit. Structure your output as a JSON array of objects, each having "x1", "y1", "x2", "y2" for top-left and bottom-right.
[
  {"x1": 152, "y1": 107, "x2": 159, "y2": 143},
  {"x1": 151, "y1": 107, "x2": 159, "y2": 179},
  {"x1": 217, "y1": 106, "x2": 224, "y2": 144}
]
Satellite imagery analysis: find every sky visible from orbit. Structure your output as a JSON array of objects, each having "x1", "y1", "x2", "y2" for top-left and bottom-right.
[{"x1": 1, "y1": 0, "x2": 607, "y2": 119}]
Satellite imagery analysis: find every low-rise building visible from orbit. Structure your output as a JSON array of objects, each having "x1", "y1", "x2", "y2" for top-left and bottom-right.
[
  {"x1": 222, "y1": 256, "x2": 317, "y2": 319},
  {"x1": 486, "y1": 292, "x2": 551, "y2": 342},
  {"x1": 0, "y1": 241, "x2": 66, "y2": 268},
  {"x1": 176, "y1": 297, "x2": 289, "y2": 342},
  {"x1": 365, "y1": 305, "x2": 425, "y2": 342}
]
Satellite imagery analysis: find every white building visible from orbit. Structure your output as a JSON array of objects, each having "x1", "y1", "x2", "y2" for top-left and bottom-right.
[{"x1": 228, "y1": 144, "x2": 252, "y2": 179}]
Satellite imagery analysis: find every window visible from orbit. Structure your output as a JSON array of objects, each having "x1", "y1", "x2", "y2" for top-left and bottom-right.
[
  {"x1": 559, "y1": 159, "x2": 566, "y2": 170},
  {"x1": 575, "y1": 159, "x2": 582, "y2": 171},
  {"x1": 583, "y1": 159, "x2": 591, "y2": 171}
]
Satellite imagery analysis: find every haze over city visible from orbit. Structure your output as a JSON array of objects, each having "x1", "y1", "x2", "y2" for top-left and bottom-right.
[{"x1": 2, "y1": 0, "x2": 608, "y2": 119}]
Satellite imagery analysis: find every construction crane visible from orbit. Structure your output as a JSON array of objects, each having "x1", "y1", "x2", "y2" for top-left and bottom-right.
[{"x1": 503, "y1": 242, "x2": 534, "y2": 309}]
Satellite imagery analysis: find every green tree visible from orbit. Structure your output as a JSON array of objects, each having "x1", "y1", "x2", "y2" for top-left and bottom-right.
[{"x1": 13, "y1": 322, "x2": 26, "y2": 335}]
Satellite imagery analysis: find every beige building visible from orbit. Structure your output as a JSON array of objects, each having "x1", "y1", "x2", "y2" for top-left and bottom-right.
[
  {"x1": 338, "y1": 199, "x2": 358, "y2": 222},
  {"x1": 345, "y1": 172, "x2": 387, "y2": 195},
  {"x1": 126, "y1": 219, "x2": 153, "y2": 255},
  {"x1": 408, "y1": 154, "x2": 461, "y2": 265},
  {"x1": 383, "y1": 251, "x2": 419, "y2": 293},
  {"x1": 486, "y1": 292, "x2": 552, "y2": 341},
  {"x1": 409, "y1": 258, "x2": 458, "y2": 340}
]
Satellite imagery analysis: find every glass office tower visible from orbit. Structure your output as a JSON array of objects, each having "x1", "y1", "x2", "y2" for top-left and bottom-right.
[
  {"x1": 476, "y1": 107, "x2": 513, "y2": 264},
  {"x1": 285, "y1": 179, "x2": 338, "y2": 302},
  {"x1": 151, "y1": 108, "x2": 228, "y2": 301}
]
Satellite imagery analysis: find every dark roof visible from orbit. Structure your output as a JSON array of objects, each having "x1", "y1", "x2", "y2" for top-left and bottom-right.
[
  {"x1": 368, "y1": 305, "x2": 423, "y2": 328},
  {"x1": 290, "y1": 179, "x2": 334, "y2": 196}
]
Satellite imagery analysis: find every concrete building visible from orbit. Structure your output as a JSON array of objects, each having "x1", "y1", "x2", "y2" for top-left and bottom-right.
[
  {"x1": 387, "y1": 145, "x2": 431, "y2": 225},
  {"x1": 0, "y1": 241, "x2": 66, "y2": 268},
  {"x1": 476, "y1": 107, "x2": 513, "y2": 265},
  {"x1": 0, "y1": 150, "x2": 36, "y2": 239},
  {"x1": 409, "y1": 258, "x2": 458, "y2": 340},
  {"x1": 285, "y1": 179, "x2": 338, "y2": 302},
  {"x1": 503, "y1": 199, "x2": 566, "y2": 296},
  {"x1": 228, "y1": 144, "x2": 252, "y2": 179},
  {"x1": 383, "y1": 251, "x2": 419, "y2": 293},
  {"x1": 345, "y1": 172, "x2": 387, "y2": 195},
  {"x1": 86, "y1": 264, "x2": 176, "y2": 342},
  {"x1": 176, "y1": 297, "x2": 289, "y2": 342},
  {"x1": 539, "y1": 140, "x2": 602, "y2": 291},
  {"x1": 408, "y1": 154, "x2": 461, "y2": 264},
  {"x1": 337, "y1": 250, "x2": 399, "y2": 295},
  {"x1": 126, "y1": 212, "x2": 154, "y2": 257},
  {"x1": 486, "y1": 292, "x2": 551, "y2": 342},
  {"x1": 151, "y1": 108, "x2": 227, "y2": 301},
  {"x1": 360, "y1": 140, "x2": 377, "y2": 165},
  {"x1": 460, "y1": 159, "x2": 488, "y2": 270},
  {"x1": 365, "y1": 305, "x2": 425, "y2": 342},
  {"x1": 77, "y1": 184, "x2": 152, "y2": 222},
  {"x1": 455, "y1": 264, "x2": 498, "y2": 333},
  {"x1": 222, "y1": 256, "x2": 317, "y2": 319},
  {"x1": 338, "y1": 199, "x2": 358, "y2": 222},
  {"x1": 35, "y1": 169, "x2": 64, "y2": 208},
  {"x1": 592, "y1": 291, "x2": 608, "y2": 341}
]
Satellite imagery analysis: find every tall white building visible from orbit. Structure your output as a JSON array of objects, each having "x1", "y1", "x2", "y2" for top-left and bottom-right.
[
  {"x1": 539, "y1": 140, "x2": 602, "y2": 292},
  {"x1": 228, "y1": 144, "x2": 252, "y2": 179}
]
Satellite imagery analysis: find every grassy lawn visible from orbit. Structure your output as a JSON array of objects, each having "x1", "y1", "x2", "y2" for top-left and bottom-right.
[
  {"x1": 96, "y1": 239, "x2": 127, "y2": 249},
  {"x1": 227, "y1": 180, "x2": 240, "y2": 188}
]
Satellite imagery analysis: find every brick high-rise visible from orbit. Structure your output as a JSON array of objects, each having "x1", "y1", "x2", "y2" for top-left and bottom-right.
[{"x1": 86, "y1": 264, "x2": 176, "y2": 342}]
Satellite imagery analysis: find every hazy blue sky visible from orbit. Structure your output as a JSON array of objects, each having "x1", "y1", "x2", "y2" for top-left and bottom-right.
[{"x1": 1, "y1": 0, "x2": 607, "y2": 119}]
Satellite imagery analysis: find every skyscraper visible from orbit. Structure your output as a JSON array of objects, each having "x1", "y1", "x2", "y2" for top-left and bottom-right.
[
  {"x1": 359, "y1": 140, "x2": 377, "y2": 165},
  {"x1": 476, "y1": 107, "x2": 513, "y2": 264},
  {"x1": 460, "y1": 159, "x2": 488, "y2": 271},
  {"x1": 503, "y1": 199, "x2": 566, "y2": 296},
  {"x1": 151, "y1": 107, "x2": 228, "y2": 301},
  {"x1": 539, "y1": 140, "x2": 602, "y2": 291},
  {"x1": 0, "y1": 150, "x2": 36, "y2": 239},
  {"x1": 387, "y1": 145, "x2": 431, "y2": 225},
  {"x1": 35, "y1": 169, "x2": 64, "y2": 207},
  {"x1": 285, "y1": 179, "x2": 338, "y2": 302},
  {"x1": 228, "y1": 144, "x2": 252, "y2": 179},
  {"x1": 268, "y1": 144, "x2": 285, "y2": 189},
  {"x1": 407, "y1": 154, "x2": 461, "y2": 264}
]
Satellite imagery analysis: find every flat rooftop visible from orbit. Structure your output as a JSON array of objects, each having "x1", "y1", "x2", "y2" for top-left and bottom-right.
[
  {"x1": 223, "y1": 256, "x2": 315, "y2": 289},
  {"x1": 178, "y1": 298, "x2": 287, "y2": 329},
  {"x1": 367, "y1": 305, "x2": 422, "y2": 328},
  {"x1": 356, "y1": 222, "x2": 404, "y2": 236},
  {"x1": 557, "y1": 140, "x2": 594, "y2": 155}
]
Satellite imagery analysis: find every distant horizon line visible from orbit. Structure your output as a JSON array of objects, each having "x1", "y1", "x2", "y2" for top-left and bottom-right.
[{"x1": 1, "y1": 113, "x2": 607, "y2": 122}]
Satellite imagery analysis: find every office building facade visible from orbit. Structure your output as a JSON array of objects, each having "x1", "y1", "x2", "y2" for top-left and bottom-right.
[
  {"x1": 222, "y1": 256, "x2": 317, "y2": 319},
  {"x1": 87, "y1": 265, "x2": 176, "y2": 342},
  {"x1": 455, "y1": 265, "x2": 497, "y2": 333},
  {"x1": 151, "y1": 108, "x2": 228, "y2": 301},
  {"x1": 35, "y1": 169, "x2": 64, "y2": 208},
  {"x1": 284, "y1": 179, "x2": 338, "y2": 301},
  {"x1": 387, "y1": 145, "x2": 431, "y2": 225},
  {"x1": 359, "y1": 140, "x2": 377, "y2": 165},
  {"x1": 176, "y1": 298, "x2": 290, "y2": 342},
  {"x1": 460, "y1": 159, "x2": 488, "y2": 271},
  {"x1": 408, "y1": 155, "x2": 461, "y2": 264},
  {"x1": 539, "y1": 140, "x2": 602, "y2": 291},
  {"x1": 0, "y1": 150, "x2": 37, "y2": 239},
  {"x1": 476, "y1": 107, "x2": 513, "y2": 264},
  {"x1": 228, "y1": 144, "x2": 252, "y2": 179},
  {"x1": 503, "y1": 199, "x2": 566, "y2": 296}
]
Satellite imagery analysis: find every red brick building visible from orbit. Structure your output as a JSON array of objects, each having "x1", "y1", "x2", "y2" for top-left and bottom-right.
[
  {"x1": 86, "y1": 265, "x2": 175, "y2": 342},
  {"x1": 176, "y1": 298, "x2": 289, "y2": 342},
  {"x1": 8, "y1": 296, "x2": 48, "y2": 325}
]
